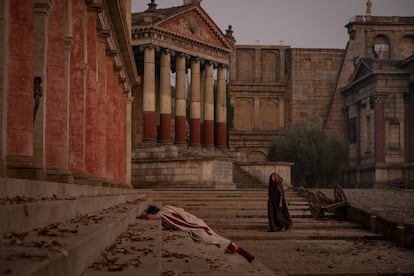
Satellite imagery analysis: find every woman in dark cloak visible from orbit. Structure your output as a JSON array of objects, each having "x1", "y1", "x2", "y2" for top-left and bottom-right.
[{"x1": 267, "y1": 172, "x2": 292, "y2": 232}]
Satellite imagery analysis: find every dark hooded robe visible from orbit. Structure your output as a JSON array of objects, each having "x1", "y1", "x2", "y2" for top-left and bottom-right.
[{"x1": 267, "y1": 173, "x2": 293, "y2": 232}]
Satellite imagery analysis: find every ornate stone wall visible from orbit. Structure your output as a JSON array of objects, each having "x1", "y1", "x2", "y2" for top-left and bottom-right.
[{"x1": 229, "y1": 46, "x2": 343, "y2": 162}]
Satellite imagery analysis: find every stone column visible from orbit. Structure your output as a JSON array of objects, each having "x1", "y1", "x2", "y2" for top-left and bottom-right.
[
  {"x1": 190, "y1": 58, "x2": 201, "y2": 146},
  {"x1": 216, "y1": 65, "x2": 227, "y2": 148},
  {"x1": 6, "y1": 0, "x2": 38, "y2": 179},
  {"x1": 125, "y1": 91, "x2": 133, "y2": 185},
  {"x1": 200, "y1": 67, "x2": 205, "y2": 145},
  {"x1": 143, "y1": 46, "x2": 156, "y2": 141},
  {"x1": 33, "y1": 0, "x2": 52, "y2": 177},
  {"x1": 404, "y1": 88, "x2": 414, "y2": 162},
  {"x1": 0, "y1": 0, "x2": 6, "y2": 175},
  {"x1": 174, "y1": 54, "x2": 186, "y2": 144},
  {"x1": 159, "y1": 49, "x2": 171, "y2": 143},
  {"x1": 203, "y1": 62, "x2": 214, "y2": 147},
  {"x1": 356, "y1": 103, "x2": 362, "y2": 166},
  {"x1": 374, "y1": 95, "x2": 385, "y2": 163}
]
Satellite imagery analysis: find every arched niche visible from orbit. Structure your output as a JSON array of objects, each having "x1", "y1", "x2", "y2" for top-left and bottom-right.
[
  {"x1": 246, "y1": 150, "x2": 267, "y2": 162},
  {"x1": 372, "y1": 35, "x2": 391, "y2": 60},
  {"x1": 399, "y1": 35, "x2": 414, "y2": 60}
]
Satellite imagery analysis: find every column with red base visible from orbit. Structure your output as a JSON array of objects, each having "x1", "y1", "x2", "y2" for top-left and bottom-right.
[
  {"x1": 175, "y1": 54, "x2": 187, "y2": 144},
  {"x1": 215, "y1": 65, "x2": 227, "y2": 148},
  {"x1": 159, "y1": 49, "x2": 171, "y2": 143},
  {"x1": 143, "y1": 47, "x2": 156, "y2": 142},
  {"x1": 203, "y1": 62, "x2": 214, "y2": 147},
  {"x1": 190, "y1": 58, "x2": 201, "y2": 146}
]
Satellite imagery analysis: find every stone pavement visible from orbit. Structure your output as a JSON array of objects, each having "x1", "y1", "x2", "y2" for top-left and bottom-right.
[
  {"x1": 1, "y1": 178, "x2": 414, "y2": 275},
  {"x1": 315, "y1": 188, "x2": 414, "y2": 248}
]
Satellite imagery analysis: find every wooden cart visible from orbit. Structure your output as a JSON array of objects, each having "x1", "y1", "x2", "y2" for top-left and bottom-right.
[{"x1": 308, "y1": 185, "x2": 349, "y2": 220}]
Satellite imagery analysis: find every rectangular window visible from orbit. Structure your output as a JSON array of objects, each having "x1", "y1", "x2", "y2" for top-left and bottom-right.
[
  {"x1": 349, "y1": 117, "x2": 357, "y2": 144},
  {"x1": 365, "y1": 116, "x2": 371, "y2": 152},
  {"x1": 388, "y1": 120, "x2": 400, "y2": 150}
]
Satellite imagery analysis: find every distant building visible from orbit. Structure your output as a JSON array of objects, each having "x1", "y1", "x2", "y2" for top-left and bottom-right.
[{"x1": 230, "y1": 15, "x2": 414, "y2": 187}]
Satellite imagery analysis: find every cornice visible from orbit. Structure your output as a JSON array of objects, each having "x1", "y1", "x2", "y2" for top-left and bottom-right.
[
  {"x1": 92, "y1": 0, "x2": 140, "y2": 91},
  {"x1": 132, "y1": 28, "x2": 231, "y2": 65}
]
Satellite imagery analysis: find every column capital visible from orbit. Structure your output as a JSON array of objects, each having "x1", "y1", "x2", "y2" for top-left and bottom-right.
[
  {"x1": 374, "y1": 94, "x2": 387, "y2": 103},
  {"x1": 138, "y1": 44, "x2": 160, "y2": 52},
  {"x1": 218, "y1": 63, "x2": 229, "y2": 69},
  {"x1": 85, "y1": 0, "x2": 103, "y2": 13},
  {"x1": 191, "y1": 57, "x2": 202, "y2": 64},
  {"x1": 161, "y1": 48, "x2": 172, "y2": 55},
  {"x1": 34, "y1": 0, "x2": 52, "y2": 14}
]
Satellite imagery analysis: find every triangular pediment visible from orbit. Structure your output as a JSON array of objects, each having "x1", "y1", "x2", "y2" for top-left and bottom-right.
[
  {"x1": 350, "y1": 58, "x2": 373, "y2": 82},
  {"x1": 154, "y1": 5, "x2": 232, "y2": 50}
]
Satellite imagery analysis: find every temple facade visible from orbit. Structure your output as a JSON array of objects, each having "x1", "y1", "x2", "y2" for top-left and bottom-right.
[{"x1": 0, "y1": 0, "x2": 139, "y2": 187}]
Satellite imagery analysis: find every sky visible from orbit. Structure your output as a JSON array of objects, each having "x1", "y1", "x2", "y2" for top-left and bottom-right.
[{"x1": 131, "y1": 0, "x2": 414, "y2": 49}]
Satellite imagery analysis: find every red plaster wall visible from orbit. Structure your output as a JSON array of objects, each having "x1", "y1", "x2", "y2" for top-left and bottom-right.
[
  {"x1": 7, "y1": 0, "x2": 34, "y2": 156},
  {"x1": 46, "y1": 0, "x2": 66, "y2": 167},
  {"x1": 96, "y1": 40, "x2": 107, "y2": 176},
  {"x1": 119, "y1": 91, "x2": 127, "y2": 183},
  {"x1": 85, "y1": 13, "x2": 98, "y2": 175},
  {"x1": 69, "y1": 0, "x2": 86, "y2": 171},
  {"x1": 105, "y1": 59, "x2": 115, "y2": 179},
  {"x1": 114, "y1": 83, "x2": 122, "y2": 181}
]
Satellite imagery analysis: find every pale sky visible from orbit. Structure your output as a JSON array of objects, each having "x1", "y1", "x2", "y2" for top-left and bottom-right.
[{"x1": 132, "y1": 0, "x2": 414, "y2": 49}]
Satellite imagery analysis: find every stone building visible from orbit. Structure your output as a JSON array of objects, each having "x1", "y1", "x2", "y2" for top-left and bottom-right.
[
  {"x1": 0, "y1": 0, "x2": 139, "y2": 187},
  {"x1": 229, "y1": 46, "x2": 344, "y2": 161},
  {"x1": 230, "y1": 14, "x2": 414, "y2": 187},
  {"x1": 340, "y1": 16, "x2": 414, "y2": 188}
]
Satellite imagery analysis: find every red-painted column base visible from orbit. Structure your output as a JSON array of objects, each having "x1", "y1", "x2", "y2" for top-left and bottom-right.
[
  {"x1": 175, "y1": 116, "x2": 186, "y2": 144},
  {"x1": 203, "y1": 120, "x2": 214, "y2": 147},
  {"x1": 159, "y1": 113, "x2": 172, "y2": 143},
  {"x1": 190, "y1": 118, "x2": 201, "y2": 146},
  {"x1": 216, "y1": 122, "x2": 227, "y2": 148},
  {"x1": 143, "y1": 111, "x2": 156, "y2": 141}
]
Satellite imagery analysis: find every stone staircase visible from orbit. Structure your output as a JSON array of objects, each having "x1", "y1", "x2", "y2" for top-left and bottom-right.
[
  {"x1": 0, "y1": 178, "x2": 151, "y2": 276},
  {"x1": 2, "y1": 180, "x2": 414, "y2": 275},
  {"x1": 233, "y1": 165, "x2": 266, "y2": 189}
]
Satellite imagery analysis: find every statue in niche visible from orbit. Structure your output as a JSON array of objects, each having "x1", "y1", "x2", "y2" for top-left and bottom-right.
[{"x1": 33, "y1": 76, "x2": 42, "y2": 123}]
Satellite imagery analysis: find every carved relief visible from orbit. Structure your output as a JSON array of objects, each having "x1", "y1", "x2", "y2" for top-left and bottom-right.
[{"x1": 161, "y1": 12, "x2": 221, "y2": 46}]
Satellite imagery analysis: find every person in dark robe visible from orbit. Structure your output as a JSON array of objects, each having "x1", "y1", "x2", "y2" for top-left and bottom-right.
[{"x1": 267, "y1": 172, "x2": 293, "y2": 232}]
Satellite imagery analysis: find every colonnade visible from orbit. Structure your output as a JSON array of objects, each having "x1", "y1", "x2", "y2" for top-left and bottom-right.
[{"x1": 140, "y1": 46, "x2": 228, "y2": 148}]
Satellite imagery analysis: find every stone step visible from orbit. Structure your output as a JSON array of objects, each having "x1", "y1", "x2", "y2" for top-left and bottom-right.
[
  {"x1": 151, "y1": 198, "x2": 308, "y2": 205},
  {"x1": 83, "y1": 219, "x2": 275, "y2": 276},
  {"x1": 217, "y1": 228, "x2": 384, "y2": 241},
  {"x1": 173, "y1": 209, "x2": 324, "y2": 219},
  {"x1": 0, "y1": 199, "x2": 149, "y2": 276},
  {"x1": 140, "y1": 189, "x2": 297, "y2": 197},
  {"x1": 0, "y1": 194, "x2": 147, "y2": 236},
  {"x1": 81, "y1": 219, "x2": 162, "y2": 276},
  {"x1": 154, "y1": 202, "x2": 308, "y2": 210},
  {"x1": 206, "y1": 220, "x2": 362, "y2": 231}
]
